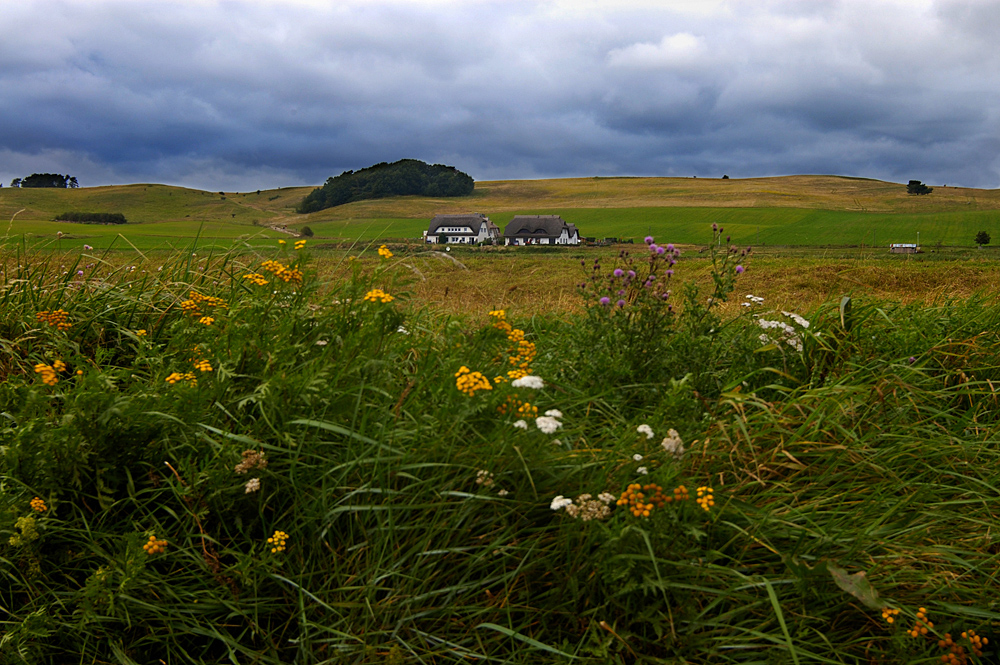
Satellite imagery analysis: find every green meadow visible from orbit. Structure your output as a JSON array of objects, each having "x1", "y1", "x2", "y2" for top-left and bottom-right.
[
  {"x1": 3, "y1": 175, "x2": 1000, "y2": 247},
  {"x1": 2, "y1": 233, "x2": 999, "y2": 663}
]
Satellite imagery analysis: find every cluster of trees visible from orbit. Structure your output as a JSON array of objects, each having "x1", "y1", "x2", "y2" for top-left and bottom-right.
[
  {"x1": 54, "y1": 212, "x2": 127, "y2": 225},
  {"x1": 296, "y1": 159, "x2": 474, "y2": 214},
  {"x1": 10, "y1": 173, "x2": 79, "y2": 188},
  {"x1": 907, "y1": 180, "x2": 932, "y2": 195}
]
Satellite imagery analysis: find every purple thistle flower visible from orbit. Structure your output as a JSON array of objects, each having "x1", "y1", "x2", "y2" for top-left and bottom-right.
[
  {"x1": 599, "y1": 296, "x2": 611, "y2": 305},
  {"x1": 627, "y1": 270, "x2": 636, "y2": 278},
  {"x1": 77, "y1": 270, "x2": 84, "y2": 276},
  {"x1": 666, "y1": 269, "x2": 674, "y2": 277},
  {"x1": 616, "y1": 299, "x2": 626, "y2": 307},
  {"x1": 617, "y1": 289, "x2": 626, "y2": 296},
  {"x1": 655, "y1": 246, "x2": 665, "y2": 255},
  {"x1": 613, "y1": 268, "x2": 624, "y2": 277},
  {"x1": 83, "y1": 244, "x2": 93, "y2": 250},
  {"x1": 735, "y1": 265, "x2": 745, "y2": 274},
  {"x1": 908, "y1": 356, "x2": 916, "y2": 364},
  {"x1": 666, "y1": 244, "x2": 675, "y2": 251},
  {"x1": 644, "y1": 236, "x2": 654, "y2": 244},
  {"x1": 661, "y1": 292, "x2": 670, "y2": 300},
  {"x1": 712, "y1": 223, "x2": 718, "y2": 231}
]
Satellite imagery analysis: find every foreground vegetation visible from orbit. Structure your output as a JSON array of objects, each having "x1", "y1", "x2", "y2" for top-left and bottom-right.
[{"x1": 1, "y1": 228, "x2": 998, "y2": 663}]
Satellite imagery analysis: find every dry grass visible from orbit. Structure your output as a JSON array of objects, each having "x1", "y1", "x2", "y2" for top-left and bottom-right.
[
  {"x1": 316, "y1": 245, "x2": 1000, "y2": 319},
  {"x1": 295, "y1": 175, "x2": 1000, "y2": 224}
]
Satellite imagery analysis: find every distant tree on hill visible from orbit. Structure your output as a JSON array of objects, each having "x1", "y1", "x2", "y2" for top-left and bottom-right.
[
  {"x1": 19, "y1": 173, "x2": 75, "y2": 188},
  {"x1": 300, "y1": 226, "x2": 314, "y2": 237},
  {"x1": 907, "y1": 180, "x2": 933, "y2": 195},
  {"x1": 297, "y1": 159, "x2": 474, "y2": 214},
  {"x1": 10, "y1": 178, "x2": 21, "y2": 187},
  {"x1": 975, "y1": 231, "x2": 990, "y2": 248}
]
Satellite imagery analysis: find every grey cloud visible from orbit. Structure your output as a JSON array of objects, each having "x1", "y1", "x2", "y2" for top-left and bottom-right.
[{"x1": 0, "y1": 0, "x2": 997, "y2": 191}]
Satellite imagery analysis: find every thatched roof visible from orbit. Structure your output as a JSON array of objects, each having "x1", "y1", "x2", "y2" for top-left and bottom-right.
[
  {"x1": 428, "y1": 213, "x2": 491, "y2": 235},
  {"x1": 503, "y1": 215, "x2": 577, "y2": 238}
]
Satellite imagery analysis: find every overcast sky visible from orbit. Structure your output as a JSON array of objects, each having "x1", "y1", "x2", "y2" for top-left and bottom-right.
[{"x1": 1, "y1": 0, "x2": 998, "y2": 191}]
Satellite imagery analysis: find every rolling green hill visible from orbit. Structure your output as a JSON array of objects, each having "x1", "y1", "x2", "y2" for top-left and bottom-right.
[{"x1": 2, "y1": 176, "x2": 998, "y2": 248}]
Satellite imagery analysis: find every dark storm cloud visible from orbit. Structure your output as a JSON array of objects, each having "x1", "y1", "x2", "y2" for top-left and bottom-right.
[{"x1": 0, "y1": 0, "x2": 997, "y2": 190}]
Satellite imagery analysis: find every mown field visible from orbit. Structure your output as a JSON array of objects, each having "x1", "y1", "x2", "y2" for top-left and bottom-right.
[
  {"x1": 2, "y1": 232, "x2": 999, "y2": 663},
  {"x1": 3, "y1": 175, "x2": 1000, "y2": 248}
]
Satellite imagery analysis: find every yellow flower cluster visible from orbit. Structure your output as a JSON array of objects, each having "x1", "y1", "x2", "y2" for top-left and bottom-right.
[
  {"x1": 199, "y1": 316, "x2": 215, "y2": 326},
  {"x1": 294, "y1": 239, "x2": 307, "y2": 250},
  {"x1": 278, "y1": 239, "x2": 286, "y2": 245},
  {"x1": 455, "y1": 366, "x2": 493, "y2": 396},
  {"x1": 696, "y1": 486, "x2": 715, "y2": 512},
  {"x1": 267, "y1": 530, "x2": 289, "y2": 553},
  {"x1": 143, "y1": 534, "x2": 168, "y2": 555},
  {"x1": 261, "y1": 259, "x2": 303, "y2": 284},
  {"x1": 136, "y1": 329, "x2": 147, "y2": 337},
  {"x1": 363, "y1": 289, "x2": 394, "y2": 303},
  {"x1": 378, "y1": 244, "x2": 393, "y2": 259},
  {"x1": 881, "y1": 607, "x2": 900, "y2": 624},
  {"x1": 617, "y1": 483, "x2": 677, "y2": 517},
  {"x1": 243, "y1": 272, "x2": 269, "y2": 286},
  {"x1": 180, "y1": 300, "x2": 202, "y2": 317},
  {"x1": 36, "y1": 309, "x2": 72, "y2": 331},
  {"x1": 497, "y1": 395, "x2": 538, "y2": 418},
  {"x1": 939, "y1": 630, "x2": 987, "y2": 664},
  {"x1": 193, "y1": 359, "x2": 213, "y2": 373},
  {"x1": 30, "y1": 497, "x2": 47, "y2": 512},
  {"x1": 909, "y1": 607, "x2": 934, "y2": 638},
  {"x1": 489, "y1": 310, "x2": 537, "y2": 371},
  {"x1": 165, "y1": 372, "x2": 198, "y2": 386},
  {"x1": 34, "y1": 361, "x2": 65, "y2": 386},
  {"x1": 189, "y1": 291, "x2": 229, "y2": 310}
]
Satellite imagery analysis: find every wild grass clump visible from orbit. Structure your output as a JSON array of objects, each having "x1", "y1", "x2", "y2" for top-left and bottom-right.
[{"x1": 1, "y1": 229, "x2": 998, "y2": 664}]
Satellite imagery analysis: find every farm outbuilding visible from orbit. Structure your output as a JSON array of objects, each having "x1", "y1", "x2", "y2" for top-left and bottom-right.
[
  {"x1": 503, "y1": 215, "x2": 580, "y2": 246},
  {"x1": 889, "y1": 243, "x2": 920, "y2": 254}
]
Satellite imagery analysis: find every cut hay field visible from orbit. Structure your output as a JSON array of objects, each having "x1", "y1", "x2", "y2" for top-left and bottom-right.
[{"x1": 3, "y1": 175, "x2": 1000, "y2": 248}]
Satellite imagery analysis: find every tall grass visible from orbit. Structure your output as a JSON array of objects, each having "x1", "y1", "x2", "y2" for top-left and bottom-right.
[{"x1": 1, "y1": 231, "x2": 998, "y2": 663}]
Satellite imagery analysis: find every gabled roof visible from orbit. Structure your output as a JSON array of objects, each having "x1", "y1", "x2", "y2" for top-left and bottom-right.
[
  {"x1": 428, "y1": 213, "x2": 490, "y2": 235},
  {"x1": 503, "y1": 215, "x2": 577, "y2": 238}
]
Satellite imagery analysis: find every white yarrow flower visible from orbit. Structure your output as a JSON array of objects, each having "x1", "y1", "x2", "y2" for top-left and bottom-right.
[
  {"x1": 632, "y1": 454, "x2": 643, "y2": 461},
  {"x1": 544, "y1": 409, "x2": 563, "y2": 418},
  {"x1": 511, "y1": 375, "x2": 545, "y2": 389},
  {"x1": 661, "y1": 429, "x2": 686, "y2": 460},
  {"x1": 536, "y1": 416, "x2": 562, "y2": 434},
  {"x1": 513, "y1": 419, "x2": 529, "y2": 430},
  {"x1": 244, "y1": 478, "x2": 261, "y2": 493},
  {"x1": 497, "y1": 489, "x2": 509, "y2": 497},
  {"x1": 637, "y1": 424, "x2": 654, "y2": 439},
  {"x1": 636, "y1": 466, "x2": 649, "y2": 475},
  {"x1": 550, "y1": 495, "x2": 573, "y2": 510},
  {"x1": 782, "y1": 311, "x2": 810, "y2": 328}
]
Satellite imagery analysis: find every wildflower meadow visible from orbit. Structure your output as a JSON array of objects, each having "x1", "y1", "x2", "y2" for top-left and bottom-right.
[{"x1": 1, "y1": 227, "x2": 998, "y2": 663}]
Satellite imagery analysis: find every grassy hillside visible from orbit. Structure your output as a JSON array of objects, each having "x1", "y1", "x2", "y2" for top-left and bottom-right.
[{"x1": 3, "y1": 176, "x2": 999, "y2": 247}]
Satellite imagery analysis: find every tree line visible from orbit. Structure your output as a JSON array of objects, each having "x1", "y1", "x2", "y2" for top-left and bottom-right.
[
  {"x1": 296, "y1": 159, "x2": 474, "y2": 214},
  {"x1": 10, "y1": 173, "x2": 79, "y2": 188},
  {"x1": 54, "y1": 212, "x2": 127, "y2": 225}
]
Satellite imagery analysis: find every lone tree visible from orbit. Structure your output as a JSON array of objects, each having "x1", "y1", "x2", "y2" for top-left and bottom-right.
[
  {"x1": 907, "y1": 180, "x2": 933, "y2": 195},
  {"x1": 975, "y1": 231, "x2": 991, "y2": 248}
]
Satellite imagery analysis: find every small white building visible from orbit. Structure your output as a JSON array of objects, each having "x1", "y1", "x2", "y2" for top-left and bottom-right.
[
  {"x1": 424, "y1": 213, "x2": 500, "y2": 244},
  {"x1": 503, "y1": 215, "x2": 580, "y2": 246},
  {"x1": 889, "y1": 243, "x2": 920, "y2": 254}
]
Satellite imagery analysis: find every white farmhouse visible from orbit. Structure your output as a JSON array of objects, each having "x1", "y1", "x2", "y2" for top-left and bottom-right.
[
  {"x1": 424, "y1": 213, "x2": 500, "y2": 244},
  {"x1": 503, "y1": 215, "x2": 580, "y2": 246}
]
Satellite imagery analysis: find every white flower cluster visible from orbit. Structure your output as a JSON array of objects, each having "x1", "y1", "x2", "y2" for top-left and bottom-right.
[
  {"x1": 742, "y1": 294, "x2": 765, "y2": 308},
  {"x1": 661, "y1": 428, "x2": 685, "y2": 460},
  {"x1": 475, "y1": 470, "x2": 495, "y2": 488},
  {"x1": 550, "y1": 492, "x2": 616, "y2": 521},
  {"x1": 513, "y1": 420, "x2": 528, "y2": 430},
  {"x1": 511, "y1": 375, "x2": 545, "y2": 389},
  {"x1": 536, "y1": 410, "x2": 563, "y2": 434},
  {"x1": 244, "y1": 478, "x2": 261, "y2": 493},
  {"x1": 637, "y1": 424, "x2": 654, "y2": 439},
  {"x1": 757, "y1": 312, "x2": 809, "y2": 352}
]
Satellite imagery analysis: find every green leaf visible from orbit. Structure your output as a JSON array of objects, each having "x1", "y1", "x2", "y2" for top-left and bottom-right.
[{"x1": 827, "y1": 563, "x2": 882, "y2": 610}]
